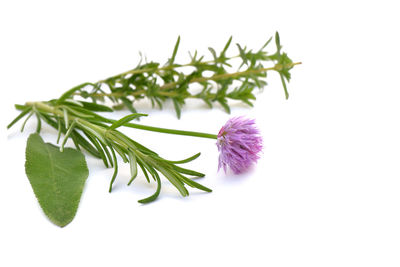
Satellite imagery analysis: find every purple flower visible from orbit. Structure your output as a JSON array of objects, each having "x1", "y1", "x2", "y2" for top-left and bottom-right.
[{"x1": 217, "y1": 116, "x2": 263, "y2": 174}]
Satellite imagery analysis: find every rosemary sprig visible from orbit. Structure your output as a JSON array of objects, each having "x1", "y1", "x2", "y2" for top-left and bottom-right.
[
  {"x1": 9, "y1": 100, "x2": 212, "y2": 203},
  {"x1": 65, "y1": 32, "x2": 300, "y2": 118}
]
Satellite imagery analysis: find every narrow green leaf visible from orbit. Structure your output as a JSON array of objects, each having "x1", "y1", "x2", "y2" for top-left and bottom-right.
[
  {"x1": 112, "y1": 142, "x2": 129, "y2": 163},
  {"x1": 70, "y1": 131, "x2": 101, "y2": 159},
  {"x1": 236, "y1": 43, "x2": 248, "y2": 67},
  {"x1": 81, "y1": 131, "x2": 108, "y2": 166},
  {"x1": 71, "y1": 134, "x2": 81, "y2": 151},
  {"x1": 202, "y1": 98, "x2": 213, "y2": 109},
  {"x1": 221, "y1": 36, "x2": 233, "y2": 56},
  {"x1": 136, "y1": 157, "x2": 151, "y2": 183},
  {"x1": 178, "y1": 174, "x2": 212, "y2": 193},
  {"x1": 7, "y1": 107, "x2": 32, "y2": 129},
  {"x1": 99, "y1": 140, "x2": 114, "y2": 167},
  {"x1": 275, "y1": 31, "x2": 281, "y2": 53},
  {"x1": 208, "y1": 47, "x2": 217, "y2": 60},
  {"x1": 35, "y1": 111, "x2": 42, "y2": 133},
  {"x1": 60, "y1": 120, "x2": 77, "y2": 152},
  {"x1": 217, "y1": 99, "x2": 231, "y2": 114},
  {"x1": 108, "y1": 146, "x2": 118, "y2": 192},
  {"x1": 242, "y1": 99, "x2": 254, "y2": 107},
  {"x1": 56, "y1": 119, "x2": 62, "y2": 144},
  {"x1": 138, "y1": 173, "x2": 161, "y2": 204},
  {"x1": 169, "y1": 36, "x2": 180, "y2": 65},
  {"x1": 63, "y1": 108, "x2": 69, "y2": 129},
  {"x1": 172, "y1": 98, "x2": 181, "y2": 119},
  {"x1": 127, "y1": 150, "x2": 138, "y2": 185},
  {"x1": 172, "y1": 165, "x2": 205, "y2": 177},
  {"x1": 20, "y1": 111, "x2": 34, "y2": 132},
  {"x1": 109, "y1": 113, "x2": 148, "y2": 130},
  {"x1": 14, "y1": 104, "x2": 28, "y2": 110},
  {"x1": 164, "y1": 152, "x2": 201, "y2": 164},
  {"x1": 64, "y1": 99, "x2": 84, "y2": 107},
  {"x1": 78, "y1": 101, "x2": 113, "y2": 112},
  {"x1": 57, "y1": 82, "x2": 93, "y2": 103},
  {"x1": 25, "y1": 133, "x2": 89, "y2": 227},
  {"x1": 156, "y1": 166, "x2": 188, "y2": 197},
  {"x1": 259, "y1": 36, "x2": 273, "y2": 52},
  {"x1": 120, "y1": 97, "x2": 138, "y2": 113},
  {"x1": 279, "y1": 73, "x2": 289, "y2": 99},
  {"x1": 77, "y1": 122, "x2": 107, "y2": 145},
  {"x1": 62, "y1": 106, "x2": 94, "y2": 119}
]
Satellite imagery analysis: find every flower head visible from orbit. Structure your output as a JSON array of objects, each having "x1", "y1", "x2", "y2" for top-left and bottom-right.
[{"x1": 217, "y1": 116, "x2": 263, "y2": 174}]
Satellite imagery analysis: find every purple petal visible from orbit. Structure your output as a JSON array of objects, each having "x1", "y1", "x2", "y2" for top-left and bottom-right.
[{"x1": 216, "y1": 116, "x2": 263, "y2": 174}]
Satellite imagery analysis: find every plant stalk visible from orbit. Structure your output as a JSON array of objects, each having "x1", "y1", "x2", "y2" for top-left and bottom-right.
[
  {"x1": 76, "y1": 62, "x2": 301, "y2": 98},
  {"x1": 26, "y1": 101, "x2": 218, "y2": 140}
]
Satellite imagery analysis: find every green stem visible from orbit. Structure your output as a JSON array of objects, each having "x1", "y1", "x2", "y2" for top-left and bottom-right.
[
  {"x1": 160, "y1": 61, "x2": 302, "y2": 90},
  {"x1": 123, "y1": 122, "x2": 218, "y2": 139},
  {"x1": 98, "y1": 55, "x2": 241, "y2": 83},
  {"x1": 26, "y1": 101, "x2": 218, "y2": 140},
  {"x1": 84, "y1": 61, "x2": 302, "y2": 98}
]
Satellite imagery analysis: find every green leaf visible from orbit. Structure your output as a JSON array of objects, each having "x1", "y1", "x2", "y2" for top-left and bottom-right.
[
  {"x1": 164, "y1": 152, "x2": 201, "y2": 164},
  {"x1": 202, "y1": 98, "x2": 213, "y2": 108},
  {"x1": 236, "y1": 43, "x2": 248, "y2": 67},
  {"x1": 25, "y1": 133, "x2": 89, "y2": 227},
  {"x1": 109, "y1": 113, "x2": 148, "y2": 130},
  {"x1": 279, "y1": 73, "x2": 289, "y2": 99},
  {"x1": 7, "y1": 107, "x2": 32, "y2": 129},
  {"x1": 15, "y1": 104, "x2": 28, "y2": 110},
  {"x1": 275, "y1": 31, "x2": 281, "y2": 53},
  {"x1": 136, "y1": 157, "x2": 151, "y2": 183},
  {"x1": 108, "y1": 145, "x2": 119, "y2": 192},
  {"x1": 208, "y1": 47, "x2": 217, "y2": 61},
  {"x1": 57, "y1": 82, "x2": 93, "y2": 103},
  {"x1": 78, "y1": 101, "x2": 113, "y2": 112},
  {"x1": 178, "y1": 174, "x2": 212, "y2": 193},
  {"x1": 172, "y1": 165, "x2": 205, "y2": 177},
  {"x1": 127, "y1": 150, "x2": 138, "y2": 185},
  {"x1": 157, "y1": 166, "x2": 189, "y2": 197},
  {"x1": 259, "y1": 36, "x2": 272, "y2": 52},
  {"x1": 217, "y1": 98, "x2": 231, "y2": 114},
  {"x1": 221, "y1": 36, "x2": 233, "y2": 56},
  {"x1": 138, "y1": 172, "x2": 161, "y2": 204},
  {"x1": 172, "y1": 98, "x2": 182, "y2": 119},
  {"x1": 169, "y1": 36, "x2": 180, "y2": 65},
  {"x1": 120, "y1": 97, "x2": 138, "y2": 114}
]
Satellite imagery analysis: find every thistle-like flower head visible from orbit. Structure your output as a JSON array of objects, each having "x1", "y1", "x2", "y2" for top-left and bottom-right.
[{"x1": 217, "y1": 117, "x2": 263, "y2": 174}]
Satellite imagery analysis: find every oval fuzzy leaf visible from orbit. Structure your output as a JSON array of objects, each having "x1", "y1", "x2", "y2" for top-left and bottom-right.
[{"x1": 25, "y1": 133, "x2": 89, "y2": 227}]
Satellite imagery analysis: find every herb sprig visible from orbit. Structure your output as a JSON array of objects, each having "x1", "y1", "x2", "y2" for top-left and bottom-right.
[
  {"x1": 66, "y1": 32, "x2": 300, "y2": 118},
  {"x1": 9, "y1": 100, "x2": 213, "y2": 204}
]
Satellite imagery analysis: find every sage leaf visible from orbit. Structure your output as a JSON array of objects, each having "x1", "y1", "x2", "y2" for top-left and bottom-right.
[{"x1": 25, "y1": 133, "x2": 89, "y2": 227}]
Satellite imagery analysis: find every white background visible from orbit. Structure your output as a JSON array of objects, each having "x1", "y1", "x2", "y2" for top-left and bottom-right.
[{"x1": 1, "y1": 0, "x2": 399, "y2": 266}]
